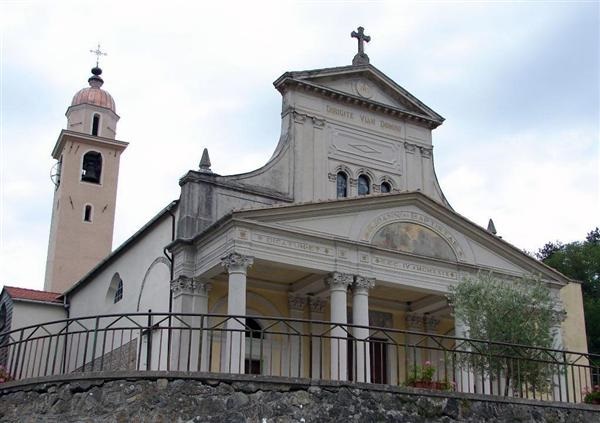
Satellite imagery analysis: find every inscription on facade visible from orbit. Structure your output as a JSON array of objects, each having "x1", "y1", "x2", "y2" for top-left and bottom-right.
[
  {"x1": 373, "y1": 255, "x2": 458, "y2": 279},
  {"x1": 362, "y1": 211, "x2": 465, "y2": 260},
  {"x1": 253, "y1": 233, "x2": 333, "y2": 256},
  {"x1": 325, "y1": 104, "x2": 402, "y2": 134}
]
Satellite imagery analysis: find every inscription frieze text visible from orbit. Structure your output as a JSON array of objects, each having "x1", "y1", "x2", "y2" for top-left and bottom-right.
[
  {"x1": 325, "y1": 104, "x2": 402, "y2": 134},
  {"x1": 253, "y1": 233, "x2": 333, "y2": 256},
  {"x1": 373, "y1": 256, "x2": 458, "y2": 279}
]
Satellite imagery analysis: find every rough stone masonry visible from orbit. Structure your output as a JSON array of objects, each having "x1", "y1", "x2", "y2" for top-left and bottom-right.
[{"x1": 1, "y1": 374, "x2": 599, "y2": 422}]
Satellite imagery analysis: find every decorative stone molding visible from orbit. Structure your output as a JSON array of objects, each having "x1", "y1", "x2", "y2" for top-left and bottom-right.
[
  {"x1": 170, "y1": 275, "x2": 212, "y2": 296},
  {"x1": 221, "y1": 253, "x2": 254, "y2": 274},
  {"x1": 405, "y1": 313, "x2": 424, "y2": 330},
  {"x1": 327, "y1": 172, "x2": 337, "y2": 182},
  {"x1": 420, "y1": 147, "x2": 432, "y2": 158},
  {"x1": 353, "y1": 276, "x2": 375, "y2": 291},
  {"x1": 293, "y1": 112, "x2": 307, "y2": 124},
  {"x1": 424, "y1": 315, "x2": 440, "y2": 333},
  {"x1": 308, "y1": 296, "x2": 327, "y2": 314},
  {"x1": 349, "y1": 178, "x2": 358, "y2": 187},
  {"x1": 325, "y1": 272, "x2": 353, "y2": 290},
  {"x1": 404, "y1": 142, "x2": 417, "y2": 153},
  {"x1": 288, "y1": 294, "x2": 307, "y2": 312},
  {"x1": 312, "y1": 117, "x2": 326, "y2": 128}
]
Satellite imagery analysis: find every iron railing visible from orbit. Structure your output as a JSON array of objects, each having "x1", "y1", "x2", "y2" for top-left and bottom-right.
[{"x1": 0, "y1": 312, "x2": 597, "y2": 404}]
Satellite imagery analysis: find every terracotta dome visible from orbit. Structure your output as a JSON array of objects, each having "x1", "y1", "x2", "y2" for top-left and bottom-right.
[{"x1": 70, "y1": 67, "x2": 116, "y2": 113}]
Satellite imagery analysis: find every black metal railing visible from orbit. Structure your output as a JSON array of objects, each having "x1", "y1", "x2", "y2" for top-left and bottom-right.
[{"x1": 0, "y1": 312, "x2": 597, "y2": 404}]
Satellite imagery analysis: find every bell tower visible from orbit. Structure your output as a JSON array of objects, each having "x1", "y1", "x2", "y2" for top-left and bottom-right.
[{"x1": 44, "y1": 52, "x2": 128, "y2": 293}]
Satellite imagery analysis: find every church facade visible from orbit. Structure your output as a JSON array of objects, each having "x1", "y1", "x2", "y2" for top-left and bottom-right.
[{"x1": 0, "y1": 30, "x2": 590, "y2": 397}]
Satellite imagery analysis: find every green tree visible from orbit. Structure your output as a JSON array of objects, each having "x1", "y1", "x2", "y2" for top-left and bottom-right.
[
  {"x1": 448, "y1": 273, "x2": 565, "y2": 396},
  {"x1": 536, "y1": 228, "x2": 600, "y2": 354}
]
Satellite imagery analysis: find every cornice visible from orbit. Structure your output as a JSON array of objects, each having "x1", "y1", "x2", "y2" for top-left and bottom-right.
[
  {"x1": 52, "y1": 129, "x2": 129, "y2": 159},
  {"x1": 273, "y1": 64, "x2": 444, "y2": 124},
  {"x1": 276, "y1": 77, "x2": 443, "y2": 129}
]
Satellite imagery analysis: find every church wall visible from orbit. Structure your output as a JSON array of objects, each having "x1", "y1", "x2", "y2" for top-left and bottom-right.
[
  {"x1": 177, "y1": 173, "x2": 289, "y2": 240},
  {"x1": 202, "y1": 83, "x2": 447, "y2": 207},
  {"x1": 10, "y1": 301, "x2": 66, "y2": 331},
  {"x1": 68, "y1": 212, "x2": 175, "y2": 318}
]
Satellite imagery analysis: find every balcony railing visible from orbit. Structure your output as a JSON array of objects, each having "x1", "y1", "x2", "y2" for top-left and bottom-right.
[{"x1": 0, "y1": 312, "x2": 597, "y2": 404}]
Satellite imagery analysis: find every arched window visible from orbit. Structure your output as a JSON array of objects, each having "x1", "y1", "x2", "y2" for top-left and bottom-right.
[
  {"x1": 114, "y1": 278, "x2": 123, "y2": 303},
  {"x1": 0, "y1": 304, "x2": 6, "y2": 331},
  {"x1": 81, "y1": 151, "x2": 102, "y2": 184},
  {"x1": 358, "y1": 175, "x2": 370, "y2": 196},
  {"x1": 336, "y1": 172, "x2": 348, "y2": 198},
  {"x1": 381, "y1": 182, "x2": 391, "y2": 194},
  {"x1": 108, "y1": 273, "x2": 123, "y2": 304},
  {"x1": 83, "y1": 205, "x2": 93, "y2": 222},
  {"x1": 92, "y1": 114, "x2": 100, "y2": 136},
  {"x1": 245, "y1": 317, "x2": 262, "y2": 374},
  {"x1": 245, "y1": 317, "x2": 262, "y2": 339}
]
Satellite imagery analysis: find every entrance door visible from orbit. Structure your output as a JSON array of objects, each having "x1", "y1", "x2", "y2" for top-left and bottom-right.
[
  {"x1": 348, "y1": 337, "x2": 388, "y2": 383},
  {"x1": 369, "y1": 338, "x2": 388, "y2": 384}
]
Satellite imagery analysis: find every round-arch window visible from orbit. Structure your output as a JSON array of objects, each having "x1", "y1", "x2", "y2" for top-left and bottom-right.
[
  {"x1": 0, "y1": 304, "x2": 6, "y2": 331},
  {"x1": 245, "y1": 317, "x2": 262, "y2": 339},
  {"x1": 381, "y1": 182, "x2": 391, "y2": 193},
  {"x1": 81, "y1": 151, "x2": 102, "y2": 184},
  {"x1": 336, "y1": 172, "x2": 348, "y2": 198},
  {"x1": 358, "y1": 175, "x2": 370, "y2": 196}
]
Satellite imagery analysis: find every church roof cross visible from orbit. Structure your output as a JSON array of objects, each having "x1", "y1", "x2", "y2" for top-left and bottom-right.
[
  {"x1": 89, "y1": 43, "x2": 107, "y2": 68},
  {"x1": 351, "y1": 26, "x2": 371, "y2": 66}
]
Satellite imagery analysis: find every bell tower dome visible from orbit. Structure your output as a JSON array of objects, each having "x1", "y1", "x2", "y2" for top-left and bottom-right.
[
  {"x1": 67, "y1": 66, "x2": 119, "y2": 138},
  {"x1": 44, "y1": 55, "x2": 128, "y2": 293}
]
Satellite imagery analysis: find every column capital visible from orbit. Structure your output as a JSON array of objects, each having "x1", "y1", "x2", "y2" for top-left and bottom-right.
[
  {"x1": 221, "y1": 252, "x2": 254, "y2": 273},
  {"x1": 325, "y1": 272, "x2": 353, "y2": 291},
  {"x1": 170, "y1": 275, "x2": 212, "y2": 296},
  {"x1": 353, "y1": 276, "x2": 375, "y2": 292},
  {"x1": 424, "y1": 315, "x2": 440, "y2": 333},
  {"x1": 288, "y1": 294, "x2": 307, "y2": 312},
  {"x1": 405, "y1": 312, "x2": 424, "y2": 331},
  {"x1": 309, "y1": 296, "x2": 327, "y2": 314}
]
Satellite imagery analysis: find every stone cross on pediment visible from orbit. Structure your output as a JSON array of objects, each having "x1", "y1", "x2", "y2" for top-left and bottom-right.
[{"x1": 351, "y1": 26, "x2": 371, "y2": 66}]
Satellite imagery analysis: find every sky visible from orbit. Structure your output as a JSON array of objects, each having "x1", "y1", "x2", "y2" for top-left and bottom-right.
[{"x1": 0, "y1": 0, "x2": 598, "y2": 291}]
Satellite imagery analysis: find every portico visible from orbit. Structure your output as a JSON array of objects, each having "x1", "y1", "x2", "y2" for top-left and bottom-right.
[{"x1": 167, "y1": 190, "x2": 559, "y2": 382}]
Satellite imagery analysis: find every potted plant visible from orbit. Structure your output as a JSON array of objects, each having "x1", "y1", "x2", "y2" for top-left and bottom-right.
[
  {"x1": 0, "y1": 365, "x2": 13, "y2": 384},
  {"x1": 406, "y1": 361, "x2": 453, "y2": 391},
  {"x1": 583, "y1": 385, "x2": 600, "y2": 405}
]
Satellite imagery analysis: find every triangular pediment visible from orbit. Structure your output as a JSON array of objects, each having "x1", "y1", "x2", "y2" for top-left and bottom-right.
[
  {"x1": 233, "y1": 193, "x2": 570, "y2": 285},
  {"x1": 273, "y1": 64, "x2": 444, "y2": 128}
]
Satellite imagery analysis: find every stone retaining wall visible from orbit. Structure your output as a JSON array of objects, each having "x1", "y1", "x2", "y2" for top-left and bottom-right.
[{"x1": 1, "y1": 373, "x2": 598, "y2": 422}]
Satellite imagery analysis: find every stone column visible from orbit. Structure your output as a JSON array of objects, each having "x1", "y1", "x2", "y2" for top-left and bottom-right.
[
  {"x1": 352, "y1": 276, "x2": 375, "y2": 383},
  {"x1": 424, "y1": 315, "x2": 441, "y2": 382},
  {"x1": 221, "y1": 252, "x2": 253, "y2": 373},
  {"x1": 454, "y1": 317, "x2": 476, "y2": 394},
  {"x1": 325, "y1": 272, "x2": 353, "y2": 381},
  {"x1": 287, "y1": 294, "x2": 307, "y2": 377},
  {"x1": 170, "y1": 276, "x2": 212, "y2": 371},
  {"x1": 405, "y1": 313, "x2": 424, "y2": 372},
  {"x1": 309, "y1": 296, "x2": 327, "y2": 379}
]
